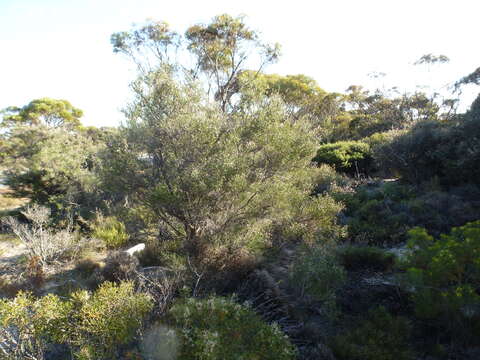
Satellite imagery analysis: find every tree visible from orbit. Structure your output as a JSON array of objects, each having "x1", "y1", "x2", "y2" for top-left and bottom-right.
[
  {"x1": 111, "y1": 14, "x2": 281, "y2": 112},
  {"x1": 0, "y1": 98, "x2": 106, "y2": 219},
  {"x1": 238, "y1": 71, "x2": 344, "y2": 140},
  {"x1": 1, "y1": 98, "x2": 83, "y2": 129},
  {"x1": 101, "y1": 68, "x2": 343, "y2": 263}
]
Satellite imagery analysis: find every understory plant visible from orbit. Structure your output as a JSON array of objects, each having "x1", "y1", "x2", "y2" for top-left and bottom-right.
[
  {"x1": 403, "y1": 221, "x2": 480, "y2": 344},
  {"x1": 0, "y1": 281, "x2": 153, "y2": 360},
  {"x1": 163, "y1": 296, "x2": 296, "y2": 360}
]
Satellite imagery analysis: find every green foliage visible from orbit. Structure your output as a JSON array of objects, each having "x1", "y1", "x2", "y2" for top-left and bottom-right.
[
  {"x1": 92, "y1": 214, "x2": 129, "y2": 248},
  {"x1": 404, "y1": 221, "x2": 480, "y2": 342},
  {"x1": 167, "y1": 296, "x2": 296, "y2": 360},
  {"x1": 1, "y1": 123, "x2": 104, "y2": 221},
  {"x1": 313, "y1": 141, "x2": 373, "y2": 176},
  {"x1": 1, "y1": 98, "x2": 83, "y2": 128},
  {"x1": 238, "y1": 71, "x2": 343, "y2": 140},
  {"x1": 342, "y1": 182, "x2": 415, "y2": 244},
  {"x1": 0, "y1": 282, "x2": 152, "y2": 359},
  {"x1": 73, "y1": 281, "x2": 153, "y2": 359},
  {"x1": 0, "y1": 291, "x2": 71, "y2": 358},
  {"x1": 290, "y1": 245, "x2": 346, "y2": 306},
  {"x1": 101, "y1": 68, "x2": 344, "y2": 265},
  {"x1": 331, "y1": 307, "x2": 413, "y2": 360},
  {"x1": 374, "y1": 100, "x2": 480, "y2": 185},
  {"x1": 333, "y1": 86, "x2": 439, "y2": 141},
  {"x1": 343, "y1": 181, "x2": 480, "y2": 245},
  {"x1": 112, "y1": 14, "x2": 280, "y2": 113},
  {"x1": 338, "y1": 245, "x2": 395, "y2": 272}
]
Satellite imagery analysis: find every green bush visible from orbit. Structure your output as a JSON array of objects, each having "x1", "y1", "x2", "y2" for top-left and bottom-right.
[
  {"x1": 166, "y1": 296, "x2": 296, "y2": 360},
  {"x1": 331, "y1": 306, "x2": 413, "y2": 360},
  {"x1": 313, "y1": 141, "x2": 373, "y2": 176},
  {"x1": 338, "y1": 245, "x2": 395, "y2": 272},
  {"x1": 373, "y1": 102, "x2": 480, "y2": 186},
  {"x1": 289, "y1": 246, "x2": 346, "y2": 306},
  {"x1": 403, "y1": 221, "x2": 480, "y2": 343},
  {"x1": 0, "y1": 292, "x2": 72, "y2": 358},
  {"x1": 342, "y1": 182, "x2": 415, "y2": 245},
  {"x1": 92, "y1": 214, "x2": 130, "y2": 249},
  {"x1": 0, "y1": 281, "x2": 153, "y2": 360},
  {"x1": 343, "y1": 182, "x2": 480, "y2": 245},
  {"x1": 73, "y1": 281, "x2": 153, "y2": 359}
]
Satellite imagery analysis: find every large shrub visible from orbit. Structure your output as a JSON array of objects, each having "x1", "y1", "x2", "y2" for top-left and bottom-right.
[
  {"x1": 313, "y1": 141, "x2": 373, "y2": 176},
  {"x1": 163, "y1": 296, "x2": 296, "y2": 360},
  {"x1": 403, "y1": 221, "x2": 480, "y2": 343},
  {"x1": 1, "y1": 123, "x2": 105, "y2": 222},
  {"x1": 101, "y1": 68, "x2": 344, "y2": 266},
  {"x1": 374, "y1": 99, "x2": 480, "y2": 186}
]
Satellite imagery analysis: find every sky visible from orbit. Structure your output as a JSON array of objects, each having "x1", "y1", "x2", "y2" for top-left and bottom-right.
[{"x1": 0, "y1": 0, "x2": 478, "y2": 127}]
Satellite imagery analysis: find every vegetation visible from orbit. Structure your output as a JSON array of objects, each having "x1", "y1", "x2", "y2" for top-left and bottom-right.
[
  {"x1": 338, "y1": 245, "x2": 396, "y2": 272},
  {"x1": 332, "y1": 307, "x2": 413, "y2": 360},
  {"x1": 313, "y1": 140, "x2": 373, "y2": 176},
  {"x1": 166, "y1": 297, "x2": 296, "y2": 360},
  {"x1": 403, "y1": 222, "x2": 480, "y2": 343},
  {"x1": 0, "y1": 281, "x2": 152, "y2": 359},
  {"x1": 1, "y1": 11, "x2": 479, "y2": 360}
]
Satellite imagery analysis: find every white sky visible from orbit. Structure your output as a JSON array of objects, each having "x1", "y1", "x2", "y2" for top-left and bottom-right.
[{"x1": 0, "y1": 0, "x2": 478, "y2": 127}]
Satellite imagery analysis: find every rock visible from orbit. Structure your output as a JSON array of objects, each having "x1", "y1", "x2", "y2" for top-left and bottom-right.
[{"x1": 125, "y1": 243, "x2": 145, "y2": 256}]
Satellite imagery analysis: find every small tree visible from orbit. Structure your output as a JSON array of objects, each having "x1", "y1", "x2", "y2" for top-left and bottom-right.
[{"x1": 101, "y1": 68, "x2": 343, "y2": 264}]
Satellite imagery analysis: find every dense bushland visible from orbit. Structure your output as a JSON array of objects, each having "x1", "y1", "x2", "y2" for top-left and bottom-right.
[{"x1": 0, "y1": 12, "x2": 479, "y2": 360}]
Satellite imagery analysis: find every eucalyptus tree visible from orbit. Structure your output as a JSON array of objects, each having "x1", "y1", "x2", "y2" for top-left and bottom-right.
[
  {"x1": 111, "y1": 14, "x2": 281, "y2": 112},
  {"x1": 1, "y1": 98, "x2": 83, "y2": 129}
]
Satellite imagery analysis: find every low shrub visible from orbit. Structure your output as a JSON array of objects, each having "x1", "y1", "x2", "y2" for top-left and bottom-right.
[
  {"x1": 338, "y1": 246, "x2": 395, "y2": 272},
  {"x1": 92, "y1": 214, "x2": 129, "y2": 249},
  {"x1": 3, "y1": 204, "x2": 84, "y2": 267},
  {"x1": 165, "y1": 296, "x2": 296, "y2": 360},
  {"x1": 73, "y1": 281, "x2": 153, "y2": 359},
  {"x1": 75, "y1": 257, "x2": 102, "y2": 277},
  {"x1": 101, "y1": 251, "x2": 139, "y2": 282},
  {"x1": 0, "y1": 281, "x2": 153, "y2": 360},
  {"x1": 289, "y1": 246, "x2": 346, "y2": 307},
  {"x1": 331, "y1": 306, "x2": 413, "y2": 360},
  {"x1": 403, "y1": 221, "x2": 480, "y2": 344}
]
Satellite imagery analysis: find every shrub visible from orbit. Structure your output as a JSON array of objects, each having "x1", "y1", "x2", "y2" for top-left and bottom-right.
[
  {"x1": 92, "y1": 214, "x2": 129, "y2": 249},
  {"x1": 331, "y1": 306, "x2": 413, "y2": 360},
  {"x1": 289, "y1": 246, "x2": 346, "y2": 307},
  {"x1": 343, "y1": 182, "x2": 480, "y2": 245},
  {"x1": 3, "y1": 204, "x2": 84, "y2": 267},
  {"x1": 403, "y1": 222, "x2": 480, "y2": 343},
  {"x1": 101, "y1": 69, "x2": 343, "y2": 265},
  {"x1": 0, "y1": 281, "x2": 153, "y2": 360},
  {"x1": 100, "y1": 251, "x2": 139, "y2": 282},
  {"x1": 313, "y1": 141, "x2": 373, "y2": 176},
  {"x1": 165, "y1": 296, "x2": 296, "y2": 360},
  {"x1": 373, "y1": 106, "x2": 480, "y2": 186},
  {"x1": 75, "y1": 257, "x2": 102, "y2": 277},
  {"x1": 338, "y1": 246, "x2": 395, "y2": 272},
  {"x1": 72, "y1": 281, "x2": 153, "y2": 359},
  {"x1": 343, "y1": 183, "x2": 414, "y2": 245},
  {"x1": 0, "y1": 292, "x2": 71, "y2": 359}
]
